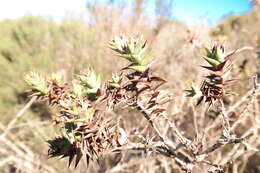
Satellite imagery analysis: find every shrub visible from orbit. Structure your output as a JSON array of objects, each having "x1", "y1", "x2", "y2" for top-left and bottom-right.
[{"x1": 25, "y1": 36, "x2": 259, "y2": 172}]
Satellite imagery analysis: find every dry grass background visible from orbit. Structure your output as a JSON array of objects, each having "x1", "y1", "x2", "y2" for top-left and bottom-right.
[{"x1": 0, "y1": 2, "x2": 259, "y2": 173}]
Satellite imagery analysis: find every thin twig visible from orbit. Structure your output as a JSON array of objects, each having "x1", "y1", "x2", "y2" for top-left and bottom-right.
[
  {"x1": 192, "y1": 104, "x2": 199, "y2": 137},
  {"x1": 225, "y1": 46, "x2": 254, "y2": 59},
  {"x1": 220, "y1": 100, "x2": 231, "y2": 136},
  {"x1": 231, "y1": 75, "x2": 259, "y2": 131},
  {"x1": 1, "y1": 96, "x2": 36, "y2": 138}
]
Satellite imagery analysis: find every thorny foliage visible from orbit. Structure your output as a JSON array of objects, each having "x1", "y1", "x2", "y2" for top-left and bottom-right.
[
  {"x1": 186, "y1": 43, "x2": 235, "y2": 108},
  {"x1": 25, "y1": 36, "x2": 259, "y2": 172}
]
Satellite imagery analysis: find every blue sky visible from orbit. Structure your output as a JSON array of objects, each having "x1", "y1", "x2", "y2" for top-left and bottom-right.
[
  {"x1": 0, "y1": 0, "x2": 252, "y2": 25},
  {"x1": 172, "y1": 0, "x2": 251, "y2": 25}
]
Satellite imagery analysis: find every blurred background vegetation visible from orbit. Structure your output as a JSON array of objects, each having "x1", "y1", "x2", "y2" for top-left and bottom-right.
[{"x1": 0, "y1": 0, "x2": 259, "y2": 172}]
